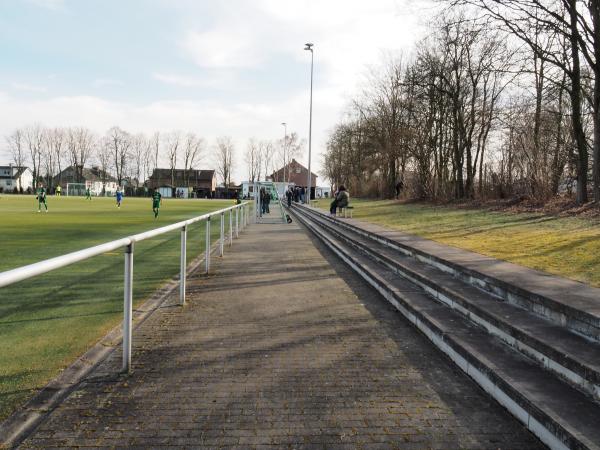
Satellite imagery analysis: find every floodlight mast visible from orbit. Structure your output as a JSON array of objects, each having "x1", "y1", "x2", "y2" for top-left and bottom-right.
[{"x1": 304, "y1": 42, "x2": 314, "y2": 204}]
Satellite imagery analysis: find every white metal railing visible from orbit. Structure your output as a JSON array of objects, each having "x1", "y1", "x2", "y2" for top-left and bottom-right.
[{"x1": 0, "y1": 202, "x2": 251, "y2": 372}]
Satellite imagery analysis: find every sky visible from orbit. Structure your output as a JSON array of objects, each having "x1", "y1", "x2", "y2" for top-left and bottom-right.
[{"x1": 0, "y1": 0, "x2": 433, "y2": 183}]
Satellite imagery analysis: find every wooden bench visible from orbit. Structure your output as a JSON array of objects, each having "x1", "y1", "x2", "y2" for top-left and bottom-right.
[{"x1": 338, "y1": 205, "x2": 354, "y2": 218}]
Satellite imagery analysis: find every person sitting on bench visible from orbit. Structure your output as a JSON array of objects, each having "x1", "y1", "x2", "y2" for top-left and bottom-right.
[{"x1": 330, "y1": 185, "x2": 349, "y2": 215}]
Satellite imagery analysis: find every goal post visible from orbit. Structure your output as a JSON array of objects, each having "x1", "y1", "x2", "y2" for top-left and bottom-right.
[{"x1": 66, "y1": 183, "x2": 86, "y2": 196}]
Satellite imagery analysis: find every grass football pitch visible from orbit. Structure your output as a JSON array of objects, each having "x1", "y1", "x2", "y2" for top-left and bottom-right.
[{"x1": 0, "y1": 195, "x2": 234, "y2": 420}]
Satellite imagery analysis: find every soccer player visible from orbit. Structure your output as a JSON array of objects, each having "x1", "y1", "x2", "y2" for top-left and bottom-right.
[
  {"x1": 55, "y1": 185, "x2": 62, "y2": 196},
  {"x1": 36, "y1": 184, "x2": 48, "y2": 213},
  {"x1": 152, "y1": 190, "x2": 161, "y2": 218},
  {"x1": 85, "y1": 187, "x2": 92, "y2": 200},
  {"x1": 116, "y1": 188, "x2": 123, "y2": 208}
]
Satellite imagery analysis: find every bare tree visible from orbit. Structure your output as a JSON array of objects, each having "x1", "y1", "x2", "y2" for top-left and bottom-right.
[
  {"x1": 215, "y1": 136, "x2": 235, "y2": 190},
  {"x1": 95, "y1": 137, "x2": 113, "y2": 195},
  {"x1": 106, "y1": 126, "x2": 130, "y2": 186},
  {"x1": 260, "y1": 140, "x2": 275, "y2": 181},
  {"x1": 277, "y1": 132, "x2": 303, "y2": 182},
  {"x1": 41, "y1": 128, "x2": 56, "y2": 189},
  {"x1": 47, "y1": 128, "x2": 66, "y2": 188},
  {"x1": 130, "y1": 133, "x2": 148, "y2": 188},
  {"x1": 150, "y1": 131, "x2": 160, "y2": 177},
  {"x1": 6, "y1": 128, "x2": 26, "y2": 176},
  {"x1": 24, "y1": 124, "x2": 44, "y2": 187},
  {"x1": 245, "y1": 138, "x2": 262, "y2": 182},
  {"x1": 164, "y1": 131, "x2": 182, "y2": 189},
  {"x1": 183, "y1": 133, "x2": 204, "y2": 186}
]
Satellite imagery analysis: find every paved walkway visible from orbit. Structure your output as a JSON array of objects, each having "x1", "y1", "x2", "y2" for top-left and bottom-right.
[{"x1": 21, "y1": 220, "x2": 543, "y2": 449}]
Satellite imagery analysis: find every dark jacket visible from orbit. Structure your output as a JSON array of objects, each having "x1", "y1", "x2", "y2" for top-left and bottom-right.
[{"x1": 336, "y1": 190, "x2": 349, "y2": 208}]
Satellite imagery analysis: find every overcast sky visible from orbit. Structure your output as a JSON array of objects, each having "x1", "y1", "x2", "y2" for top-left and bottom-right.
[{"x1": 0, "y1": 0, "x2": 434, "y2": 183}]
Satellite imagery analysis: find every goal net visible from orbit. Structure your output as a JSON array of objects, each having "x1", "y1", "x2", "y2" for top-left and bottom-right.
[{"x1": 66, "y1": 183, "x2": 86, "y2": 196}]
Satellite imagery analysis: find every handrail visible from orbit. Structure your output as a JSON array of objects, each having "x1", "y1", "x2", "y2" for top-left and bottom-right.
[{"x1": 0, "y1": 201, "x2": 251, "y2": 372}]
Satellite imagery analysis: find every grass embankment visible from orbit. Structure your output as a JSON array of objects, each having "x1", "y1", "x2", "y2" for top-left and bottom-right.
[
  {"x1": 313, "y1": 198, "x2": 600, "y2": 288},
  {"x1": 0, "y1": 195, "x2": 233, "y2": 420}
]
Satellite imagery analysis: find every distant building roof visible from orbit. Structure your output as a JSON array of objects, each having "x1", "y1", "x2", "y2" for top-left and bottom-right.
[
  {"x1": 0, "y1": 165, "x2": 30, "y2": 180},
  {"x1": 270, "y1": 159, "x2": 317, "y2": 187},
  {"x1": 147, "y1": 168, "x2": 216, "y2": 189},
  {"x1": 53, "y1": 165, "x2": 117, "y2": 185}
]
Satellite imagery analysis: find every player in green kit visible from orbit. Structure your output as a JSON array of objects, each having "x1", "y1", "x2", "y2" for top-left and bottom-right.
[
  {"x1": 152, "y1": 190, "x2": 162, "y2": 218},
  {"x1": 85, "y1": 187, "x2": 92, "y2": 200},
  {"x1": 36, "y1": 184, "x2": 48, "y2": 212}
]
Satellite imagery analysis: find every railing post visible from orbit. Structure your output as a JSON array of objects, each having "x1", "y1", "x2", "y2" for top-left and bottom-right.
[
  {"x1": 180, "y1": 225, "x2": 187, "y2": 305},
  {"x1": 123, "y1": 242, "x2": 134, "y2": 373},
  {"x1": 241, "y1": 205, "x2": 245, "y2": 230},
  {"x1": 219, "y1": 212, "x2": 224, "y2": 257},
  {"x1": 229, "y1": 210, "x2": 233, "y2": 246},
  {"x1": 235, "y1": 207, "x2": 239, "y2": 238},
  {"x1": 205, "y1": 216, "x2": 211, "y2": 274}
]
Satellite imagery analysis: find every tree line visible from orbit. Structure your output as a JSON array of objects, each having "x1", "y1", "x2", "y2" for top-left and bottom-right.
[
  {"x1": 243, "y1": 132, "x2": 305, "y2": 184},
  {"x1": 4, "y1": 124, "x2": 238, "y2": 193},
  {"x1": 323, "y1": 1, "x2": 600, "y2": 205}
]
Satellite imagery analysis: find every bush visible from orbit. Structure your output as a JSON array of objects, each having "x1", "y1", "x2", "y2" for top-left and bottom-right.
[{"x1": 13, "y1": 187, "x2": 18, "y2": 194}]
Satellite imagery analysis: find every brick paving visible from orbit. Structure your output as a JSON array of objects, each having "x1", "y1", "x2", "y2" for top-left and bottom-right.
[{"x1": 20, "y1": 220, "x2": 543, "y2": 449}]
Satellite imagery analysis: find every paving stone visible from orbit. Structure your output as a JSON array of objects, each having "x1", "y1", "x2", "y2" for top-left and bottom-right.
[{"x1": 19, "y1": 221, "x2": 543, "y2": 449}]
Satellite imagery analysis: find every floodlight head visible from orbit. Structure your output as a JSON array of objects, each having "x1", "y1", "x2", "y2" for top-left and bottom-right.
[
  {"x1": 281, "y1": 122, "x2": 286, "y2": 126},
  {"x1": 304, "y1": 43, "x2": 313, "y2": 51}
]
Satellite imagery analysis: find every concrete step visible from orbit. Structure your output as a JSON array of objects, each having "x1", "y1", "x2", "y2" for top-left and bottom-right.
[
  {"x1": 298, "y1": 206, "x2": 600, "y2": 401},
  {"x1": 292, "y1": 206, "x2": 600, "y2": 450},
  {"x1": 300, "y1": 205, "x2": 600, "y2": 343}
]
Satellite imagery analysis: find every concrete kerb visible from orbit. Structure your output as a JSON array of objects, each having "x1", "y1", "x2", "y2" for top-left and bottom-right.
[
  {"x1": 298, "y1": 204, "x2": 600, "y2": 343},
  {"x1": 291, "y1": 207, "x2": 595, "y2": 450},
  {"x1": 0, "y1": 224, "x2": 246, "y2": 449},
  {"x1": 299, "y1": 206, "x2": 600, "y2": 400}
]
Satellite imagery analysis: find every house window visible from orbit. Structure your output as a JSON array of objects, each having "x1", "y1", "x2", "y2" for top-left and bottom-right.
[
  {"x1": 6, "y1": 180, "x2": 12, "y2": 186},
  {"x1": 296, "y1": 168, "x2": 301, "y2": 174}
]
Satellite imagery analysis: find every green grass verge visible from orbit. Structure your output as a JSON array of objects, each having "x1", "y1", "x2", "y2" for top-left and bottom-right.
[
  {"x1": 0, "y1": 195, "x2": 236, "y2": 420},
  {"x1": 313, "y1": 198, "x2": 600, "y2": 288}
]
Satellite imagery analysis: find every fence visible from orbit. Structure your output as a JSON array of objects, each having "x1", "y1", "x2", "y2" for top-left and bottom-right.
[{"x1": 0, "y1": 202, "x2": 250, "y2": 373}]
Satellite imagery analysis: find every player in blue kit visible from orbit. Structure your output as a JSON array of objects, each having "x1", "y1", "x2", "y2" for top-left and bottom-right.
[{"x1": 115, "y1": 187, "x2": 123, "y2": 208}]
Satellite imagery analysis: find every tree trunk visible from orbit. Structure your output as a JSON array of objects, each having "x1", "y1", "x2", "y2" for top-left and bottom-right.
[{"x1": 568, "y1": 0, "x2": 588, "y2": 204}]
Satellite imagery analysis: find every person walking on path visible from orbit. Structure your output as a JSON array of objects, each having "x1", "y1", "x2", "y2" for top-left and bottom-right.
[
  {"x1": 285, "y1": 188, "x2": 292, "y2": 208},
  {"x1": 152, "y1": 190, "x2": 162, "y2": 218},
  {"x1": 36, "y1": 184, "x2": 48, "y2": 213},
  {"x1": 395, "y1": 179, "x2": 404, "y2": 199},
  {"x1": 330, "y1": 185, "x2": 349, "y2": 216}
]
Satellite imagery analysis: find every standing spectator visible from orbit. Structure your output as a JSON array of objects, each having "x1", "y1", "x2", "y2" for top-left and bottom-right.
[
  {"x1": 330, "y1": 185, "x2": 349, "y2": 215},
  {"x1": 285, "y1": 188, "x2": 292, "y2": 207},
  {"x1": 300, "y1": 186, "x2": 306, "y2": 203},
  {"x1": 265, "y1": 189, "x2": 271, "y2": 213}
]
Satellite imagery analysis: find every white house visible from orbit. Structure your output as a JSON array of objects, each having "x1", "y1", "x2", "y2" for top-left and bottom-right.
[
  {"x1": 53, "y1": 165, "x2": 118, "y2": 196},
  {"x1": 0, "y1": 165, "x2": 33, "y2": 192}
]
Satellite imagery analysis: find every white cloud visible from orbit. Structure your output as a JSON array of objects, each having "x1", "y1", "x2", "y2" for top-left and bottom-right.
[
  {"x1": 152, "y1": 72, "x2": 236, "y2": 89},
  {"x1": 92, "y1": 78, "x2": 124, "y2": 88},
  {"x1": 24, "y1": 0, "x2": 66, "y2": 10},
  {"x1": 182, "y1": 29, "x2": 262, "y2": 69},
  {"x1": 11, "y1": 82, "x2": 47, "y2": 93}
]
